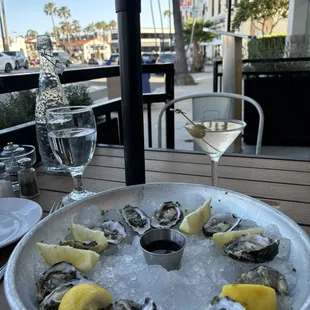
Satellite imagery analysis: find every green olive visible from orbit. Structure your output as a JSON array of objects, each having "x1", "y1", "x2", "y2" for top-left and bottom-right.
[{"x1": 187, "y1": 124, "x2": 206, "y2": 139}]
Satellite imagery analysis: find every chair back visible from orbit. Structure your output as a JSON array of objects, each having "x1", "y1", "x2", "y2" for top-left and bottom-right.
[{"x1": 157, "y1": 92, "x2": 264, "y2": 155}]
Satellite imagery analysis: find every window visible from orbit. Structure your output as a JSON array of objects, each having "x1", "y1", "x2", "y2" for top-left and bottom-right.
[
  {"x1": 111, "y1": 33, "x2": 118, "y2": 40},
  {"x1": 218, "y1": 0, "x2": 221, "y2": 14},
  {"x1": 212, "y1": 0, "x2": 215, "y2": 16}
]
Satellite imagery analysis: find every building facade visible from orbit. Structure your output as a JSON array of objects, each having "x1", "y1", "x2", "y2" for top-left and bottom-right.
[{"x1": 110, "y1": 28, "x2": 175, "y2": 53}]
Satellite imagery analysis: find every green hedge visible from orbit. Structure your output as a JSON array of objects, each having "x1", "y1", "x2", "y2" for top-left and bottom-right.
[
  {"x1": 0, "y1": 85, "x2": 93, "y2": 130},
  {"x1": 248, "y1": 35, "x2": 286, "y2": 59},
  {"x1": 245, "y1": 35, "x2": 310, "y2": 72}
]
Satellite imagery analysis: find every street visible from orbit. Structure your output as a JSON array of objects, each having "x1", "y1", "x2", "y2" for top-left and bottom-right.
[{"x1": 0, "y1": 64, "x2": 169, "y2": 103}]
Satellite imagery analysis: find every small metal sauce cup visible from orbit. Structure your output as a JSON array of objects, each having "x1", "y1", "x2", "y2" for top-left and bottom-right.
[{"x1": 140, "y1": 228, "x2": 186, "y2": 271}]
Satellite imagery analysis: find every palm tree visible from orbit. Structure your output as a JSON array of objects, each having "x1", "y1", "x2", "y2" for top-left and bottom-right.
[
  {"x1": 58, "y1": 6, "x2": 71, "y2": 50},
  {"x1": 57, "y1": 6, "x2": 71, "y2": 21},
  {"x1": 157, "y1": 0, "x2": 164, "y2": 52},
  {"x1": 60, "y1": 21, "x2": 72, "y2": 51},
  {"x1": 25, "y1": 29, "x2": 38, "y2": 39},
  {"x1": 183, "y1": 19, "x2": 215, "y2": 71},
  {"x1": 95, "y1": 21, "x2": 107, "y2": 38},
  {"x1": 172, "y1": 0, "x2": 195, "y2": 85},
  {"x1": 109, "y1": 20, "x2": 117, "y2": 29},
  {"x1": 86, "y1": 23, "x2": 95, "y2": 37},
  {"x1": 71, "y1": 20, "x2": 81, "y2": 40},
  {"x1": 43, "y1": 2, "x2": 58, "y2": 43},
  {"x1": 164, "y1": 9, "x2": 172, "y2": 51},
  {"x1": 149, "y1": 0, "x2": 158, "y2": 52}
]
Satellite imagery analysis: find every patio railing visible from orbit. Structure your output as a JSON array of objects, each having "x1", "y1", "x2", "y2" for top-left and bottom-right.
[
  {"x1": 213, "y1": 57, "x2": 310, "y2": 92},
  {"x1": 0, "y1": 63, "x2": 175, "y2": 149}
]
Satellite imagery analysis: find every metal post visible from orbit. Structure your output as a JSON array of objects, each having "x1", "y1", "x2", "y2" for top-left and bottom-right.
[
  {"x1": 226, "y1": 0, "x2": 232, "y2": 32},
  {"x1": 115, "y1": 0, "x2": 146, "y2": 185}
]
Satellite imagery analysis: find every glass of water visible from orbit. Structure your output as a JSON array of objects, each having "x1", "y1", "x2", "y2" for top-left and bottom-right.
[{"x1": 46, "y1": 106, "x2": 97, "y2": 205}]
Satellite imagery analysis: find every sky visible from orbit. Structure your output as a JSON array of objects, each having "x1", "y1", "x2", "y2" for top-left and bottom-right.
[{"x1": 5, "y1": 0, "x2": 172, "y2": 37}]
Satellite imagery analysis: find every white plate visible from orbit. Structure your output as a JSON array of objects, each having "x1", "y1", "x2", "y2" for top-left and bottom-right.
[{"x1": 0, "y1": 197, "x2": 42, "y2": 248}]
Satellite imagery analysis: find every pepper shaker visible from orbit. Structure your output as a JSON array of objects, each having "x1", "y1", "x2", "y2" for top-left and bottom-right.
[
  {"x1": 18, "y1": 158, "x2": 40, "y2": 198},
  {"x1": 4, "y1": 142, "x2": 20, "y2": 192},
  {"x1": 0, "y1": 162, "x2": 14, "y2": 197}
]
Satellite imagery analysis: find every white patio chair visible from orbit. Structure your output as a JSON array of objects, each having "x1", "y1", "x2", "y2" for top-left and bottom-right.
[{"x1": 157, "y1": 92, "x2": 264, "y2": 155}]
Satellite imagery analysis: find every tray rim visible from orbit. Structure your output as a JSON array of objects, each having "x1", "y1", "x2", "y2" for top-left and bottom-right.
[{"x1": 4, "y1": 182, "x2": 310, "y2": 309}]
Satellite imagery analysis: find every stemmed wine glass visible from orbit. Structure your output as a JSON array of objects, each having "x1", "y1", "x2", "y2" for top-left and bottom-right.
[
  {"x1": 46, "y1": 106, "x2": 97, "y2": 205},
  {"x1": 184, "y1": 116, "x2": 246, "y2": 187}
]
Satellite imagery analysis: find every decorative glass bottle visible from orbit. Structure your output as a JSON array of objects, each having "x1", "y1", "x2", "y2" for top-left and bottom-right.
[{"x1": 35, "y1": 35, "x2": 69, "y2": 174}]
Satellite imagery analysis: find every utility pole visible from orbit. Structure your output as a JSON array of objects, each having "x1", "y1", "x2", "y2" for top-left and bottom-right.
[
  {"x1": 0, "y1": 0, "x2": 9, "y2": 50},
  {"x1": 168, "y1": 0, "x2": 172, "y2": 51},
  {"x1": 0, "y1": 8, "x2": 5, "y2": 50},
  {"x1": 226, "y1": 0, "x2": 232, "y2": 32}
]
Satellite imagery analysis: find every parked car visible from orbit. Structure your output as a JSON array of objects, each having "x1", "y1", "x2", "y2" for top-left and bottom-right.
[
  {"x1": 2, "y1": 51, "x2": 28, "y2": 69},
  {"x1": 105, "y1": 54, "x2": 120, "y2": 65},
  {"x1": 30, "y1": 59, "x2": 39, "y2": 66},
  {"x1": 0, "y1": 52, "x2": 15, "y2": 73},
  {"x1": 156, "y1": 53, "x2": 176, "y2": 64},
  {"x1": 88, "y1": 58, "x2": 99, "y2": 65},
  {"x1": 53, "y1": 51, "x2": 71, "y2": 67},
  {"x1": 142, "y1": 53, "x2": 158, "y2": 64}
]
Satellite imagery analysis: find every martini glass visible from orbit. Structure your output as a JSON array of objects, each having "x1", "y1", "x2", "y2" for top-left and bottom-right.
[{"x1": 185, "y1": 119, "x2": 246, "y2": 187}]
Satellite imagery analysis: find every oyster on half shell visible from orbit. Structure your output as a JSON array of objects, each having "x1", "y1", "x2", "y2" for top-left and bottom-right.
[
  {"x1": 235, "y1": 266, "x2": 289, "y2": 295},
  {"x1": 113, "y1": 297, "x2": 159, "y2": 309},
  {"x1": 39, "y1": 278, "x2": 90, "y2": 310},
  {"x1": 206, "y1": 296, "x2": 245, "y2": 310},
  {"x1": 99, "y1": 220, "x2": 127, "y2": 244},
  {"x1": 203, "y1": 212, "x2": 241, "y2": 236},
  {"x1": 58, "y1": 240, "x2": 98, "y2": 251},
  {"x1": 223, "y1": 233, "x2": 279, "y2": 263},
  {"x1": 122, "y1": 205, "x2": 151, "y2": 235},
  {"x1": 36, "y1": 262, "x2": 87, "y2": 303},
  {"x1": 151, "y1": 201, "x2": 183, "y2": 229}
]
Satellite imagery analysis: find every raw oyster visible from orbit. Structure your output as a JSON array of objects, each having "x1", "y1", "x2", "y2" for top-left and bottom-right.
[
  {"x1": 99, "y1": 220, "x2": 127, "y2": 244},
  {"x1": 235, "y1": 266, "x2": 289, "y2": 295},
  {"x1": 36, "y1": 262, "x2": 87, "y2": 303},
  {"x1": 58, "y1": 240, "x2": 98, "y2": 250},
  {"x1": 113, "y1": 297, "x2": 158, "y2": 309},
  {"x1": 39, "y1": 278, "x2": 90, "y2": 310},
  {"x1": 203, "y1": 212, "x2": 241, "y2": 236},
  {"x1": 206, "y1": 296, "x2": 245, "y2": 310},
  {"x1": 151, "y1": 201, "x2": 183, "y2": 229},
  {"x1": 223, "y1": 233, "x2": 279, "y2": 263},
  {"x1": 122, "y1": 205, "x2": 151, "y2": 235}
]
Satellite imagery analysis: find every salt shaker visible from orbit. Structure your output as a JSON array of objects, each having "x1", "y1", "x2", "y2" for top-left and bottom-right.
[
  {"x1": 4, "y1": 142, "x2": 20, "y2": 192},
  {"x1": 0, "y1": 162, "x2": 14, "y2": 197},
  {"x1": 18, "y1": 158, "x2": 40, "y2": 198}
]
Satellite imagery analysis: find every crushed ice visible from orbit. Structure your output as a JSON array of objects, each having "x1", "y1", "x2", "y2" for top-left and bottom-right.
[{"x1": 34, "y1": 212, "x2": 296, "y2": 310}]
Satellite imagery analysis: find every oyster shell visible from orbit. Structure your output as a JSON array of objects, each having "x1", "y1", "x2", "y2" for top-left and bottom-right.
[
  {"x1": 113, "y1": 297, "x2": 158, "y2": 309},
  {"x1": 223, "y1": 233, "x2": 279, "y2": 263},
  {"x1": 202, "y1": 212, "x2": 241, "y2": 236},
  {"x1": 39, "y1": 278, "x2": 90, "y2": 310},
  {"x1": 206, "y1": 296, "x2": 245, "y2": 310},
  {"x1": 235, "y1": 266, "x2": 289, "y2": 295},
  {"x1": 58, "y1": 240, "x2": 98, "y2": 250},
  {"x1": 99, "y1": 220, "x2": 127, "y2": 244},
  {"x1": 122, "y1": 205, "x2": 151, "y2": 235},
  {"x1": 151, "y1": 201, "x2": 183, "y2": 229},
  {"x1": 36, "y1": 262, "x2": 87, "y2": 303}
]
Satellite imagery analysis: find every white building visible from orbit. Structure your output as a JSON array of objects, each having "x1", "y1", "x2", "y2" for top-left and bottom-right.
[
  {"x1": 63, "y1": 38, "x2": 111, "y2": 62},
  {"x1": 111, "y1": 28, "x2": 175, "y2": 53}
]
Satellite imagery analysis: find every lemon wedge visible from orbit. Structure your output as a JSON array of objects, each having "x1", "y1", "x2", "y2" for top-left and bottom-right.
[
  {"x1": 179, "y1": 199, "x2": 211, "y2": 234},
  {"x1": 59, "y1": 283, "x2": 113, "y2": 310},
  {"x1": 213, "y1": 227, "x2": 265, "y2": 247},
  {"x1": 71, "y1": 223, "x2": 108, "y2": 253},
  {"x1": 36, "y1": 242, "x2": 100, "y2": 272},
  {"x1": 221, "y1": 284, "x2": 277, "y2": 310}
]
